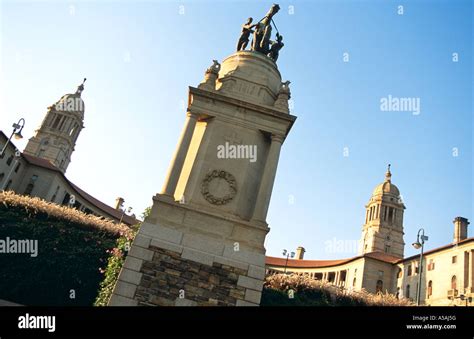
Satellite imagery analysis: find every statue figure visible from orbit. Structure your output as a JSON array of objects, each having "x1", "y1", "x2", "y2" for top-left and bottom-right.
[
  {"x1": 250, "y1": 4, "x2": 281, "y2": 54},
  {"x1": 248, "y1": 4, "x2": 284, "y2": 62},
  {"x1": 206, "y1": 60, "x2": 221, "y2": 74},
  {"x1": 268, "y1": 33, "x2": 284, "y2": 62},
  {"x1": 236, "y1": 17, "x2": 256, "y2": 51},
  {"x1": 251, "y1": 22, "x2": 265, "y2": 52},
  {"x1": 257, "y1": 4, "x2": 280, "y2": 54}
]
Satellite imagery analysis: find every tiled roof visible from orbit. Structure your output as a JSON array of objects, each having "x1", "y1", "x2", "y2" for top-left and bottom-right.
[
  {"x1": 400, "y1": 237, "x2": 474, "y2": 263},
  {"x1": 1, "y1": 131, "x2": 138, "y2": 226},
  {"x1": 364, "y1": 251, "x2": 401, "y2": 264},
  {"x1": 23, "y1": 153, "x2": 138, "y2": 225},
  {"x1": 266, "y1": 256, "x2": 355, "y2": 268},
  {"x1": 266, "y1": 251, "x2": 401, "y2": 269},
  {"x1": 22, "y1": 153, "x2": 60, "y2": 172}
]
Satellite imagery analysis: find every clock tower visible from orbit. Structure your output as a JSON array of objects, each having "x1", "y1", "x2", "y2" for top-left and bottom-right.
[
  {"x1": 23, "y1": 79, "x2": 86, "y2": 173},
  {"x1": 360, "y1": 165, "x2": 406, "y2": 259}
]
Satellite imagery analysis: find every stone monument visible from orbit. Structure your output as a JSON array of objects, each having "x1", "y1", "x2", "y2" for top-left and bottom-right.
[{"x1": 109, "y1": 4, "x2": 296, "y2": 306}]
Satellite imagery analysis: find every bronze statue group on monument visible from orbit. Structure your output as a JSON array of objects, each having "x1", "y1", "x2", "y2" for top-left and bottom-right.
[{"x1": 236, "y1": 4, "x2": 284, "y2": 62}]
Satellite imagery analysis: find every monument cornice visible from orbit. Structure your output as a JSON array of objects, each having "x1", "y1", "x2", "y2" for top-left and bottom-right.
[
  {"x1": 188, "y1": 86, "x2": 296, "y2": 135},
  {"x1": 153, "y1": 193, "x2": 270, "y2": 233}
]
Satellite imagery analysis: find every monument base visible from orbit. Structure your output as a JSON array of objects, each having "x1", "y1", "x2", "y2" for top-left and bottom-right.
[{"x1": 108, "y1": 194, "x2": 267, "y2": 306}]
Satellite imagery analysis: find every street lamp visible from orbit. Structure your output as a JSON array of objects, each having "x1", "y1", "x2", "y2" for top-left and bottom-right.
[
  {"x1": 1, "y1": 118, "x2": 25, "y2": 157},
  {"x1": 412, "y1": 228, "x2": 429, "y2": 306},
  {"x1": 282, "y1": 249, "x2": 295, "y2": 273}
]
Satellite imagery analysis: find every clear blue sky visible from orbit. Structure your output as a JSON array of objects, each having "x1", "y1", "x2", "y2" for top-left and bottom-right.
[{"x1": 0, "y1": 0, "x2": 472, "y2": 260}]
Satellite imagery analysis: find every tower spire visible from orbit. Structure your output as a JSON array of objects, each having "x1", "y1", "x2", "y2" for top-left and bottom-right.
[
  {"x1": 385, "y1": 163, "x2": 392, "y2": 182},
  {"x1": 75, "y1": 78, "x2": 87, "y2": 96}
]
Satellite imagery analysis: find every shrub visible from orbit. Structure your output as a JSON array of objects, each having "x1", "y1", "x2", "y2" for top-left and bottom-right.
[
  {"x1": 0, "y1": 191, "x2": 134, "y2": 306},
  {"x1": 262, "y1": 273, "x2": 413, "y2": 306},
  {"x1": 94, "y1": 233, "x2": 135, "y2": 306}
]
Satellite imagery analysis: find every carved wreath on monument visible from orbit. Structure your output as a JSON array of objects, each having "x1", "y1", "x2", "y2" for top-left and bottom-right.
[{"x1": 201, "y1": 170, "x2": 237, "y2": 205}]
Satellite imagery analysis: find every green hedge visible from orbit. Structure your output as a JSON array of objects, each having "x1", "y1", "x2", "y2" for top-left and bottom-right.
[{"x1": 0, "y1": 200, "x2": 129, "y2": 306}]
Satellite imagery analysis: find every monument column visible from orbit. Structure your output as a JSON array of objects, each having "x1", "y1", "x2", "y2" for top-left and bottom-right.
[
  {"x1": 253, "y1": 133, "x2": 284, "y2": 222},
  {"x1": 160, "y1": 111, "x2": 198, "y2": 197},
  {"x1": 109, "y1": 4, "x2": 296, "y2": 307}
]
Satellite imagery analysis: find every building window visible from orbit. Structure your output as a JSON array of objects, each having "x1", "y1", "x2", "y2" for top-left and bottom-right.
[
  {"x1": 52, "y1": 115, "x2": 62, "y2": 129},
  {"x1": 340, "y1": 270, "x2": 347, "y2": 286},
  {"x1": 452, "y1": 256, "x2": 457, "y2": 264},
  {"x1": 407, "y1": 264, "x2": 412, "y2": 276},
  {"x1": 415, "y1": 263, "x2": 419, "y2": 274},
  {"x1": 451, "y1": 276, "x2": 457, "y2": 290},
  {"x1": 24, "y1": 183, "x2": 34, "y2": 196},
  {"x1": 6, "y1": 155, "x2": 13, "y2": 166},
  {"x1": 14, "y1": 163, "x2": 21, "y2": 173},
  {"x1": 397, "y1": 268, "x2": 402, "y2": 279},
  {"x1": 352, "y1": 277, "x2": 357, "y2": 287},
  {"x1": 0, "y1": 173, "x2": 4, "y2": 183},
  {"x1": 384, "y1": 244, "x2": 391, "y2": 253},
  {"x1": 406, "y1": 284, "x2": 410, "y2": 299},
  {"x1": 376, "y1": 280, "x2": 383, "y2": 294},
  {"x1": 427, "y1": 281, "x2": 433, "y2": 298},
  {"x1": 388, "y1": 207, "x2": 394, "y2": 223},
  {"x1": 428, "y1": 259, "x2": 435, "y2": 271},
  {"x1": 58, "y1": 116, "x2": 66, "y2": 131},
  {"x1": 51, "y1": 186, "x2": 60, "y2": 202}
]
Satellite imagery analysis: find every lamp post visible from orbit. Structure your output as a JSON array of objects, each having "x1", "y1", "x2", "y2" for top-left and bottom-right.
[
  {"x1": 1, "y1": 118, "x2": 25, "y2": 157},
  {"x1": 282, "y1": 249, "x2": 295, "y2": 273},
  {"x1": 412, "y1": 228, "x2": 429, "y2": 306}
]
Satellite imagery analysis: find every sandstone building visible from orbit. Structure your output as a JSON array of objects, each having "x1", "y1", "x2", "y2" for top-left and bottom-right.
[
  {"x1": 266, "y1": 167, "x2": 473, "y2": 306},
  {"x1": 0, "y1": 81, "x2": 137, "y2": 226}
]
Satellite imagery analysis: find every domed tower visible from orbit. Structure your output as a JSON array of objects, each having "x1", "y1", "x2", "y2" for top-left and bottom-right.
[
  {"x1": 24, "y1": 79, "x2": 86, "y2": 173},
  {"x1": 359, "y1": 165, "x2": 406, "y2": 258}
]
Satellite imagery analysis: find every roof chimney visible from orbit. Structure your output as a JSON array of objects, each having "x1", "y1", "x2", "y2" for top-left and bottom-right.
[
  {"x1": 115, "y1": 197, "x2": 124, "y2": 210},
  {"x1": 296, "y1": 246, "x2": 306, "y2": 260},
  {"x1": 453, "y1": 217, "x2": 469, "y2": 243}
]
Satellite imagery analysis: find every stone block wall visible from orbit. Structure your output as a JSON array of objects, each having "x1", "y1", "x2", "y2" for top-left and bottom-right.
[{"x1": 108, "y1": 222, "x2": 266, "y2": 307}]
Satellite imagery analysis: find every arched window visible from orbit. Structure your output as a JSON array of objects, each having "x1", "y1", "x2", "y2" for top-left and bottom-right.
[
  {"x1": 406, "y1": 284, "x2": 410, "y2": 299},
  {"x1": 52, "y1": 115, "x2": 62, "y2": 129},
  {"x1": 388, "y1": 207, "x2": 394, "y2": 223},
  {"x1": 451, "y1": 276, "x2": 457, "y2": 290},
  {"x1": 352, "y1": 277, "x2": 357, "y2": 287},
  {"x1": 427, "y1": 281, "x2": 433, "y2": 298},
  {"x1": 397, "y1": 268, "x2": 403, "y2": 279},
  {"x1": 0, "y1": 173, "x2": 4, "y2": 183},
  {"x1": 376, "y1": 280, "x2": 383, "y2": 294}
]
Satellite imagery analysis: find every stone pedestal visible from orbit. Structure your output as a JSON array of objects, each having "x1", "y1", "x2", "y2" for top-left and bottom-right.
[{"x1": 109, "y1": 51, "x2": 296, "y2": 306}]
